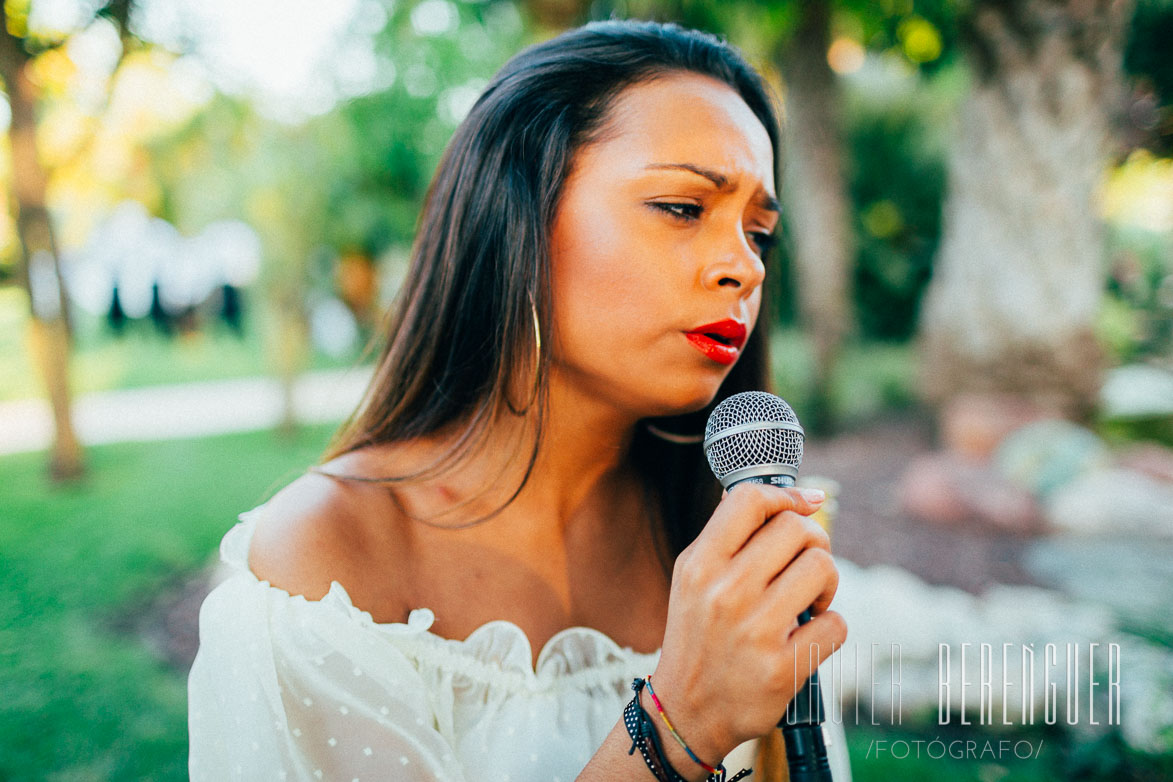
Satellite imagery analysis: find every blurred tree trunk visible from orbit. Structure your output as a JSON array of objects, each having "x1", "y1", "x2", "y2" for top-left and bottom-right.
[
  {"x1": 919, "y1": 0, "x2": 1133, "y2": 419},
  {"x1": 777, "y1": 0, "x2": 855, "y2": 432},
  {"x1": 273, "y1": 288, "x2": 310, "y2": 436},
  {"x1": 248, "y1": 174, "x2": 315, "y2": 439},
  {"x1": 0, "y1": 16, "x2": 83, "y2": 480}
]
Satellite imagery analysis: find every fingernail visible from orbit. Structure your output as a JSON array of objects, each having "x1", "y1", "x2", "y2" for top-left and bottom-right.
[{"x1": 799, "y1": 488, "x2": 826, "y2": 504}]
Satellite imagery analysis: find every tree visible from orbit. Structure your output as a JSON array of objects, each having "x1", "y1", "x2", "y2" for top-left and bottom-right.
[
  {"x1": 0, "y1": 0, "x2": 148, "y2": 479},
  {"x1": 918, "y1": 0, "x2": 1135, "y2": 418},
  {"x1": 0, "y1": 1, "x2": 134, "y2": 479}
]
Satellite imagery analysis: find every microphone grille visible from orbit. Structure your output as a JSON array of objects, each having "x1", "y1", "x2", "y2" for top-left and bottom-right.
[{"x1": 703, "y1": 391, "x2": 804, "y2": 483}]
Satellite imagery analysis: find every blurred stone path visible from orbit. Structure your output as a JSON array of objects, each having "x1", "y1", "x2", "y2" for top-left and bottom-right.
[{"x1": 0, "y1": 367, "x2": 372, "y2": 456}]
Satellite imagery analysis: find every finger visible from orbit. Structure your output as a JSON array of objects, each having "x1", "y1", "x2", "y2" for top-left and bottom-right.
[
  {"x1": 779, "y1": 611, "x2": 848, "y2": 684},
  {"x1": 732, "y1": 510, "x2": 831, "y2": 586},
  {"x1": 698, "y1": 484, "x2": 826, "y2": 559},
  {"x1": 758, "y1": 547, "x2": 840, "y2": 622}
]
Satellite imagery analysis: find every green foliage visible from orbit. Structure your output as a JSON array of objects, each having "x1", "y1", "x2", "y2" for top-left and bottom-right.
[
  {"x1": 770, "y1": 328, "x2": 920, "y2": 426},
  {"x1": 605, "y1": 0, "x2": 960, "y2": 72},
  {"x1": 1102, "y1": 225, "x2": 1173, "y2": 363},
  {"x1": 1099, "y1": 415, "x2": 1173, "y2": 450},
  {"x1": 147, "y1": 93, "x2": 264, "y2": 233},
  {"x1": 1125, "y1": 0, "x2": 1173, "y2": 154},
  {"x1": 769, "y1": 60, "x2": 953, "y2": 342},
  {"x1": 143, "y1": 0, "x2": 527, "y2": 319},
  {"x1": 49, "y1": 0, "x2": 1173, "y2": 391},
  {"x1": 316, "y1": 0, "x2": 525, "y2": 257},
  {"x1": 0, "y1": 425, "x2": 336, "y2": 781},
  {"x1": 839, "y1": 0, "x2": 962, "y2": 74},
  {"x1": 843, "y1": 63, "x2": 953, "y2": 340}
]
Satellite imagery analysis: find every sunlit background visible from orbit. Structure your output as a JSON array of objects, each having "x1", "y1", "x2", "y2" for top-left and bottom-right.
[{"x1": 0, "y1": 1, "x2": 1171, "y2": 780}]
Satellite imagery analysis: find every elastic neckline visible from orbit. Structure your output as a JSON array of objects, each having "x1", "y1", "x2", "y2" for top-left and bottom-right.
[{"x1": 222, "y1": 504, "x2": 663, "y2": 683}]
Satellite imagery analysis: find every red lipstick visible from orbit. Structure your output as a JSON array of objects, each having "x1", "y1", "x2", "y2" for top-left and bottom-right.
[{"x1": 684, "y1": 319, "x2": 747, "y2": 366}]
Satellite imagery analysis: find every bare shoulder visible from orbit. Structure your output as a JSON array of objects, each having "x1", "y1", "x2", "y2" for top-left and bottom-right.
[{"x1": 247, "y1": 452, "x2": 408, "y2": 606}]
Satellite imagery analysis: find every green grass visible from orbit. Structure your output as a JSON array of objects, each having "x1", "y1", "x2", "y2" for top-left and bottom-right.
[
  {"x1": 843, "y1": 721, "x2": 1173, "y2": 782},
  {"x1": 0, "y1": 424, "x2": 336, "y2": 782}
]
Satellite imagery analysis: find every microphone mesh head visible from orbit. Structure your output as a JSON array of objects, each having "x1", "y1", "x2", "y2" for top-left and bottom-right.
[{"x1": 703, "y1": 391, "x2": 804, "y2": 482}]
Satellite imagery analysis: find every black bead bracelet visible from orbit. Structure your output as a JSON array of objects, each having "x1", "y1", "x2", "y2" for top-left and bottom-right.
[{"x1": 622, "y1": 678, "x2": 752, "y2": 782}]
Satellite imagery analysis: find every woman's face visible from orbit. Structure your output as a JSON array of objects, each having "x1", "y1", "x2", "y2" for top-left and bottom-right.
[{"x1": 548, "y1": 71, "x2": 777, "y2": 419}]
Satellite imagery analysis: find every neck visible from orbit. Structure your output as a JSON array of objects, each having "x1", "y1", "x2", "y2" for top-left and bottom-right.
[
  {"x1": 386, "y1": 370, "x2": 645, "y2": 541},
  {"x1": 519, "y1": 370, "x2": 641, "y2": 534}
]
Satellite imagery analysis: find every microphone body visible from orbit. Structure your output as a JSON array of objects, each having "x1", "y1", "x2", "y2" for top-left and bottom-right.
[{"x1": 704, "y1": 393, "x2": 834, "y2": 782}]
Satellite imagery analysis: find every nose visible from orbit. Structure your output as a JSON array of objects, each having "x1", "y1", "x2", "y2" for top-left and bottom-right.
[{"x1": 700, "y1": 231, "x2": 766, "y2": 294}]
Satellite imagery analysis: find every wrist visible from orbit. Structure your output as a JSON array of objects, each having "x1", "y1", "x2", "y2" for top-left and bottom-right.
[
  {"x1": 641, "y1": 675, "x2": 729, "y2": 778},
  {"x1": 658, "y1": 737, "x2": 711, "y2": 782}
]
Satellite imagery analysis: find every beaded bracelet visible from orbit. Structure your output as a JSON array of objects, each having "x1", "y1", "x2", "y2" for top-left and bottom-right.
[
  {"x1": 643, "y1": 675, "x2": 722, "y2": 776},
  {"x1": 623, "y1": 677, "x2": 752, "y2": 782}
]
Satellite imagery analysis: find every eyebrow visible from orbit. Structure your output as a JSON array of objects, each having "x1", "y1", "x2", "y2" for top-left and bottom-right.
[{"x1": 644, "y1": 162, "x2": 780, "y2": 213}]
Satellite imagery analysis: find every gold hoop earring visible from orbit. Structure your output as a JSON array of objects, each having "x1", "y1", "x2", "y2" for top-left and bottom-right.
[{"x1": 506, "y1": 298, "x2": 541, "y2": 415}]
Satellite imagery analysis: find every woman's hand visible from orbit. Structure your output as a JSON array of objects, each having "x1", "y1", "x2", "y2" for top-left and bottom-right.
[{"x1": 650, "y1": 484, "x2": 847, "y2": 766}]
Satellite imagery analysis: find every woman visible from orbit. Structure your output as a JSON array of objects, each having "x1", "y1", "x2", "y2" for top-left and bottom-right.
[{"x1": 188, "y1": 19, "x2": 849, "y2": 782}]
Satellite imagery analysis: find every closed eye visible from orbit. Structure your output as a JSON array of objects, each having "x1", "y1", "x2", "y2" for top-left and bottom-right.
[{"x1": 649, "y1": 202, "x2": 703, "y2": 221}]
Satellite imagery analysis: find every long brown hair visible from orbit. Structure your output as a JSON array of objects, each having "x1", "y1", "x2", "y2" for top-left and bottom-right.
[
  {"x1": 320, "y1": 19, "x2": 779, "y2": 553},
  {"x1": 320, "y1": 20, "x2": 787, "y2": 774}
]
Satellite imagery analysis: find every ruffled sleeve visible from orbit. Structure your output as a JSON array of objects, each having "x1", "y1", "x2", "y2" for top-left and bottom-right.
[{"x1": 187, "y1": 509, "x2": 465, "y2": 782}]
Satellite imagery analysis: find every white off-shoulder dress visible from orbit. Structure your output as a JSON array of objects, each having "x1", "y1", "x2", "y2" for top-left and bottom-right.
[{"x1": 188, "y1": 504, "x2": 852, "y2": 781}]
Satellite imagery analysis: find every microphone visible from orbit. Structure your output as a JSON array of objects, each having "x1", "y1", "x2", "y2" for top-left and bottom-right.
[{"x1": 703, "y1": 391, "x2": 834, "y2": 782}]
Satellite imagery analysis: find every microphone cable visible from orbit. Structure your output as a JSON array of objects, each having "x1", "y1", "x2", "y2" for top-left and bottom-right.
[{"x1": 778, "y1": 611, "x2": 833, "y2": 782}]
